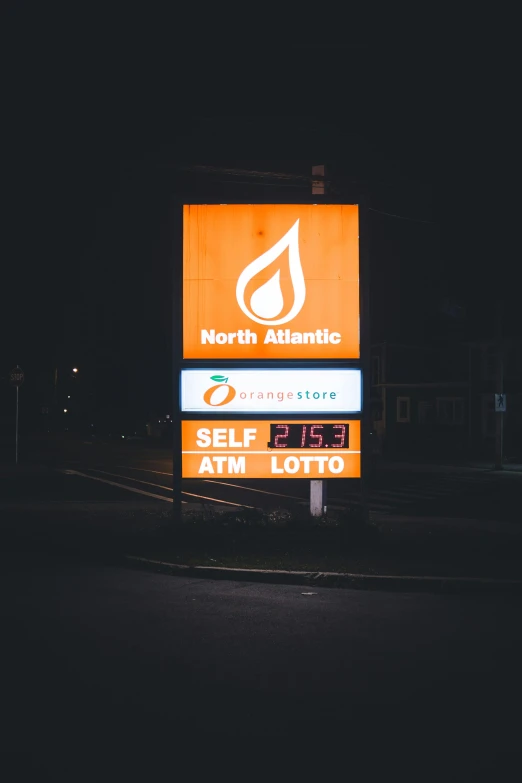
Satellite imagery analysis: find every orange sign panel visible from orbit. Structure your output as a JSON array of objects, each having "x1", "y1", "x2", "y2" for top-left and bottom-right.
[
  {"x1": 182, "y1": 419, "x2": 361, "y2": 479},
  {"x1": 183, "y1": 204, "x2": 359, "y2": 359}
]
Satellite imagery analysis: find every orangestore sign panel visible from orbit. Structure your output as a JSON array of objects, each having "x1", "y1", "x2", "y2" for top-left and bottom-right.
[
  {"x1": 181, "y1": 368, "x2": 361, "y2": 413},
  {"x1": 183, "y1": 204, "x2": 359, "y2": 359},
  {"x1": 182, "y1": 420, "x2": 361, "y2": 479}
]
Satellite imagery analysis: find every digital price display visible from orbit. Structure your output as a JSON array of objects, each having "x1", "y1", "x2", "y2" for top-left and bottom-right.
[{"x1": 269, "y1": 423, "x2": 349, "y2": 449}]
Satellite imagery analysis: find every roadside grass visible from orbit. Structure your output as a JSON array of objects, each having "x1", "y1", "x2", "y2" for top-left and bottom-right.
[
  {"x1": 2, "y1": 499, "x2": 521, "y2": 579},
  {"x1": 123, "y1": 504, "x2": 522, "y2": 579}
]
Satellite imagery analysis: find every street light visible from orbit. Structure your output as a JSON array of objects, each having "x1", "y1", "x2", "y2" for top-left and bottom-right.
[
  {"x1": 72, "y1": 368, "x2": 78, "y2": 374},
  {"x1": 64, "y1": 408, "x2": 68, "y2": 413}
]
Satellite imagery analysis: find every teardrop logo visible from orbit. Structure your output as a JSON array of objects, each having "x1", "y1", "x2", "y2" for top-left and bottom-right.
[
  {"x1": 203, "y1": 376, "x2": 237, "y2": 407},
  {"x1": 235, "y1": 219, "x2": 306, "y2": 326}
]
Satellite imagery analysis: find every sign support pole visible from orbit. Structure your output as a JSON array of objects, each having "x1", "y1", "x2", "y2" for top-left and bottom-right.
[
  {"x1": 310, "y1": 164, "x2": 327, "y2": 517},
  {"x1": 172, "y1": 202, "x2": 183, "y2": 521},
  {"x1": 494, "y1": 302, "x2": 504, "y2": 470},
  {"x1": 310, "y1": 479, "x2": 327, "y2": 516},
  {"x1": 15, "y1": 385, "x2": 19, "y2": 465},
  {"x1": 10, "y1": 366, "x2": 24, "y2": 464},
  {"x1": 359, "y1": 195, "x2": 371, "y2": 525}
]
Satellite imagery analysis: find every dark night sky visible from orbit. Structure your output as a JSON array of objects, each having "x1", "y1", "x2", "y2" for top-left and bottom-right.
[{"x1": 2, "y1": 22, "x2": 515, "y2": 432}]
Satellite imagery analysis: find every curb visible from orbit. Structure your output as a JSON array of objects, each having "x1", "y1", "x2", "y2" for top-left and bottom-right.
[{"x1": 123, "y1": 555, "x2": 522, "y2": 595}]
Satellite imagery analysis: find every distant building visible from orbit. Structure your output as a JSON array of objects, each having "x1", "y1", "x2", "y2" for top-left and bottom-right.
[
  {"x1": 370, "y1": 342, "x2": 468, "y2": 459},
  {"x1": 371, "y1": 340, "x2": 522, "y2": 462}
]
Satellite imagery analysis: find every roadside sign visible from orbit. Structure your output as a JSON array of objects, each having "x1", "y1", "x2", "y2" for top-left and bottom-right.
[
  {"x1": 495, "y1": 393, "x2": 506, "y2": 412},
  {"x1": 183, "y1": 204, "x2": 359, "y2": 360},
  {"x1": 178, "y1": 198, "x2": 366, "y2": 520},
  {"x1": 10, "y1": 366, "x2": 24, "y2": 386},
  {"x1": 182, "y1": 419, "x2": 361, "y2": 479}
]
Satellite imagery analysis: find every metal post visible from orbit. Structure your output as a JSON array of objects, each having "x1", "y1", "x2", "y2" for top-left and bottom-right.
[
  {"x1": 53, "y1": 366, "x2": 58, "y2": 434},
  {"x1": 310, "y1": 479, "x2": 327, "y2": 517},
  {"x1": 172, "y1": 201, "x2": 183, "y2": 521},
  {"x1": 15, "y1": 385, "x2": 19, "y2": 465},
  {"x1": 494, "y1": 303, "x2": 504, "y2": 470},
  {"x1": 359, "y1": 195, "x2": 371, "y2": 524},
  {"x1": 494, "y1": 366, "x2": 504, "y2": 469},
  {"x1": 468, "y1": 345, "x2": 473, "y2": 457},
  {"x1": 310, "y1": 164, "x2": 327, "y2": 517}
]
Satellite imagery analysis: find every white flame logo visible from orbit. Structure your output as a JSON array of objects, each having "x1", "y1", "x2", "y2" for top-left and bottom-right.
[{"x1": 235, "y1": 219, "x2": 306, "y2": 326}]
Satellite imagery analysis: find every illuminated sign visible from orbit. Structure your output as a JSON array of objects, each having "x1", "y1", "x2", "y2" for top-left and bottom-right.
[
  {"x1": 183, "y1": 204, "x2": 359, "y2": 360},
  {"x1": 182, "y1": 420, "x2": 361, "y2": 478},
  {"x1": 181, "y1": 369, "x2": 361, "y2": 414}
]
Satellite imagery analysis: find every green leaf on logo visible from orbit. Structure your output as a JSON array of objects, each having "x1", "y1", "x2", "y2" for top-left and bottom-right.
[{"x1": 210, "y1": 375, "x2": 228, "y2": 383}]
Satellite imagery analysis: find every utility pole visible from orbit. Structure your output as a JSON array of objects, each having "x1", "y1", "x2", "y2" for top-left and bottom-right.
[
  {"x1": 53, "y1": 365, "x2": 59, "y2": 433},
  {"x1": 15, "y1": 385, "x2": 19, "y2": 464},
  {"x1": 309, "y1": 164, "x2": 328, "y2": 517},
  {"x1": 494, "y1": 301, "x2": 504, "y2": 470},
  {"x1": 10, "y1": 366, "x2": 24, "y2": 464}
]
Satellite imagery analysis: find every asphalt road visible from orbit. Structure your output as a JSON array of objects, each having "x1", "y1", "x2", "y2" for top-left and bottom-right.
[
  {"x1": 2, "y1": 554, "x2": 521, "y2": 776},
  {"x1": 9, "y1": 436, "x2": 522, "y2": 521}
]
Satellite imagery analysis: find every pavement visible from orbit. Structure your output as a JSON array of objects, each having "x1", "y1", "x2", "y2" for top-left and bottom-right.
[
  {"x1": 2, "y1": 552, "x2": 522, "y2": 775},
  {"x1": 2, "y1": 457, "x2": 522, "y2": 775}
]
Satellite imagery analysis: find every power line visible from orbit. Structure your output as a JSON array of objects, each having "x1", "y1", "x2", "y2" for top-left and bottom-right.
[
  {"x1": 178, "y1": 164, "x2": 314, "y2": 183},
  {"x1": 368, "y1": 207, "x2": 436, "y2": 225},
  {"x1": 212, "y1": 179, "x2": 311, "y2": 189},
  {"x1": 179, "y1": 165, "x2": 436, "y2": 223}
]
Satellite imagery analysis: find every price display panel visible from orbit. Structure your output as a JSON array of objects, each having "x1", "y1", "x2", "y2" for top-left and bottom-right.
[{"x1": 182, "y1": 419, "x2": 360, "y2": 479}]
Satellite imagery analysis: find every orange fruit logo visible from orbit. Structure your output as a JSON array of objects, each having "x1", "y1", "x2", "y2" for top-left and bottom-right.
[{"x1": 202, "y1": 375, "x2": 237, "y2": 407}]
